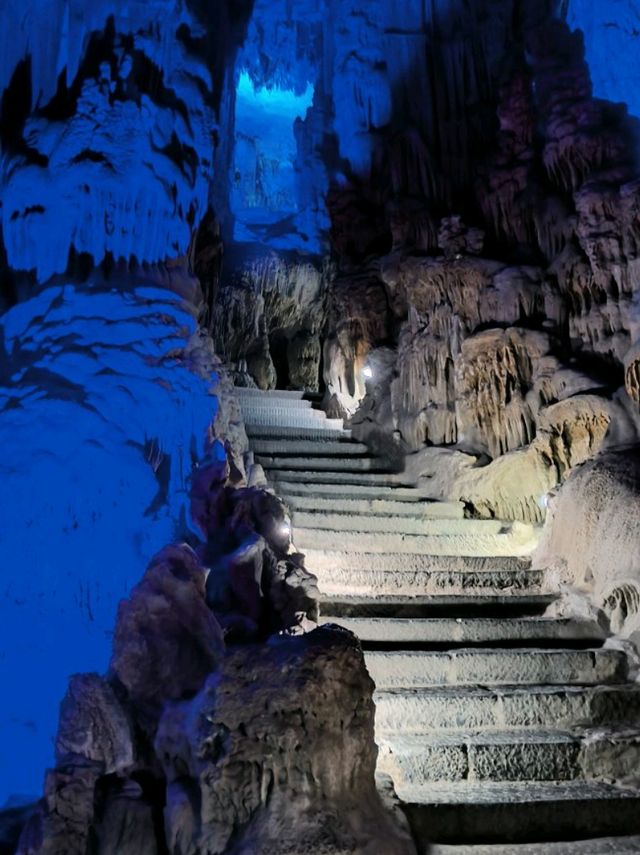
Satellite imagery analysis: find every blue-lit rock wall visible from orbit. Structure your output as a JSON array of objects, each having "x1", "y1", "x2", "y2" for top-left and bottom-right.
[
  {"x1": 0, "y1": 0, "x2": 249, "y2": 803},
  {"x1": 566, "y1": 0, "x2": 640, "y2": 117},
  {"x1": 0, "y1": 2, "x2": 224, "y2": 281},
  {"x1": 0, "y1": 284, "x2": 223, "y2": 801}
]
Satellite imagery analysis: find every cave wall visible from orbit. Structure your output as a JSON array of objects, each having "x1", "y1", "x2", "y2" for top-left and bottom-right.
[
  {"x1": 317, "y1": 0, "x2": 640, "y2": 522},
  {"x1": 2, "y1": 0, "x2": 640, "y2": 807},
  {"x1": 0, "y1": 0, "x2": 254, "y2": 803}
]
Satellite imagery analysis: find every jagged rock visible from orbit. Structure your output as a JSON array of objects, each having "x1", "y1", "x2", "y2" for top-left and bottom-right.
[
  {"x1": 455, "y1": 328, "x2": 554, "y2": 458},
  {"x1": 55, "y1": 675, "x2": 134, "y2": 774},
  {"x1": 213, "y1": 254, "x2": 328, "y2": 390},
  {"x1": 0, "y1": 802, "x2": 35, "y2": 855},
  {"x1": 437, "y1": 216, "x2": 485, "y2": 258},
  {"x1": 17, "y1": 765, "x2": 103, "y2": 855},
  {"x1": 534, "y1": 450, "x2": 640, "y2": 639},
  {"x1": 324, "y1": 268, "x2": 392, "y2": 416},
  {"x1": 155, "y1": 627, "x2": 415, "y2": 855},
  {"x1": 110, "y1": 544, "x2": 224, "y2": 717}
]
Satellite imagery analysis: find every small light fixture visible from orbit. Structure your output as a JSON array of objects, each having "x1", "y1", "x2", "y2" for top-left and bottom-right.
[
  {"x1": 279, "y1": 522, "x2": 292, "y2": 539},
  {"x1": 362, "y1": 366, "x2": 373, "y2": 380},
  {"x1": 537, "y1": 494, "x2": 549, "y2": 510}
]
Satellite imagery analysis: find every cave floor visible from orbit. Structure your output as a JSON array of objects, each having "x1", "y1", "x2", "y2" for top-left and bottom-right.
[{"x1": 239, "y1": 387, "x2": 640, "y2": 853}]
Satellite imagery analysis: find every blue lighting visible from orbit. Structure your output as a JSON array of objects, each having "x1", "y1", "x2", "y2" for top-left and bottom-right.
[
  {"x1": 566, "y1": 0, "x2": 640, "y2": 118},
  {"x1": 231, "y1": 71, "x2": 321, "y2": 252},
  {"x1": 236, "y1": 71, "x2": 314, "y2": 118}
]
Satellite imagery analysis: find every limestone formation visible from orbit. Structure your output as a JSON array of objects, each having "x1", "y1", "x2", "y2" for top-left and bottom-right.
[
  {"x1": 110, "y1": 544, "x2": 225, "y2": 718},
  {"x1": 534, "y1": 450, "x2": 640, "y2": 641},
  {"x1": 155, "y1": 628, "x2": 415, "y2": 855}
]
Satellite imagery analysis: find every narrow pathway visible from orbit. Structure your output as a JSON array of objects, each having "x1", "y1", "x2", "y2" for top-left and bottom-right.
[{"x1": 239, "y1": 388, "x2": 640, "y2": 853}]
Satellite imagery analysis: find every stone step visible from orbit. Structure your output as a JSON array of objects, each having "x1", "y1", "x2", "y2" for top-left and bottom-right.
[
  {"x1": 284, "y1": 494, "x2": 465, "y2": 518},
  {"x1": 322, "y1": 595, "x2": 557, "y2": 619},
  {"x1": 378, "y1": 728, "x2": 640, "y2": 785},
  {"x1": 319, "y1": 616, "x2": 605, "y2": 646},
  {"x1": 251, "y1": 439, "x2": 370, "y2": 456},
  {"x1": 268, "y1": 469, "x2": 413, "y2": 487},
  {"x1": 259, "y1": 455, "x2": 395, "y2": 473},
  {"x1": 239, "y1": 395, "x2": 314, "y2": 409},
  {"x1": 294, "y1": 522, "x2": 538, "y2": 557},
  {"x1": 374, "y1": 684, "x2": 640, "y2": 733},
  {"x1": 431, "y1": 835, "x2": 640, "y2": 854},
  {"x1": 397, "y1": 781, "x2": 640, "y2": 846},
  {"x1": 365, "y1": 648, "x2": 627, "y2": 689},
  {"x1": 295, "y1": 514, "x2": 510, "y2": 536},
  {"x1": 276, "y1": 481, "x2": 432, "y2": 500},
  {"x1": 240, "y1": 408, "x2": 332, "y2": 424},
  {"x1": 235, "y1": 388, "x2": 308, "y2": 399},
  {"x1": 314, "y1": 561, "x2": 545, "y2": 597},
  {"x1": 246, "y1": 426, "x2": 352, "y2": 440},
  {"x1": 307, "y1": 551, "x2": 531, "y2": 575},
  {"x1": 246, "y1": 417, "x2": 346, "y2": 431}
]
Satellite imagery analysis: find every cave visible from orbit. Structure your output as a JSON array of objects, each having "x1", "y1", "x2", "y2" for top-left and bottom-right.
[{"x1": 2, "y1": 1, "x2": 640, "y2": 853}]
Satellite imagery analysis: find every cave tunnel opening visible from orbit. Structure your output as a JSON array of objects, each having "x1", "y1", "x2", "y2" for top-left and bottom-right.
[
  {"x1": 269, "y1": 331, "x2": 291, "y2": 390},
  {"x1": 231, "y1": 70, "x2": 315, "y2": 250}
]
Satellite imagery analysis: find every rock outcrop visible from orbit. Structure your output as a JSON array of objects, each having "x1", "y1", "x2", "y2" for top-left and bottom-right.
[
  {"x1": 156, "y1": 628, "x2": 414, "y2": 855},
  {"x1": 16, "y1": 560, "x2": 409, "y2": 854},
  {"x1": 534, "y1": 450, "x2": 640, "y2": 641}
]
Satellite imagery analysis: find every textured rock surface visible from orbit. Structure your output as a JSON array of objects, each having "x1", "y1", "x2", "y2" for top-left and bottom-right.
[
  {"x1": 534, "y1": 450, "x2": 640, "y2": 640},
  {"x1": 155, "y1": 627, "x2": 415, "y2": 855},
  {"x1": 15, "y1": 564, "x2": 408, "y2": 854},
  {"x1": 110, "y1": 544, "x2": 224, "y2": 717},
  {"x1": 0, "y1": 282, "x2": 223, "y2": 799}
]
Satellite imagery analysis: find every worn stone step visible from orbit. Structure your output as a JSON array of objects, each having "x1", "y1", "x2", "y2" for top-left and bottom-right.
[
  {"x1": 239, "y1": 395, "x2": 314, "y2": 409},
  {"x1": 268, "y1": 469, "x2": 414, "y2": 487},
  {"x1": 397, "y1": 781, "x2": 640, "y2": 846},
  {"x1": 308, "y1": 551, "x2": 531, "y2": 575},
  {"x1": 235, "y1": 388, "x2": 308, "y2": 399},
  {"x1": 374, "y1": 684, "x2": 640, "y2": 733},
  {"x1": 240, "y1": 407, "x2": 331, "y2": 423},
  {"x1": 294, "y1": 522, "x2": 538, "y2": 557},
  {"x1": 251, "y1": 439, "x2": 370, "y2": 456},
  {"x1": 322, "y1": 595, "x2": 557, "y2": 619},
  {"x1": 320, "y1": 616, "x2": 605, "y2": 646},
  {"x1": 431, "y1": 835, "x2": 640, "y2": 854},
  {"x1": 284, "y1": 494, "x2": 465, "y2": 518},
  {"x1": 365, "y1": 648, "x2": 628, "y2": 689},
  {"x1": 314, "y1": 550, "x2": 545, "y2": 598},
  {"x1": 246, "y1": 425, "x2": 352, "y2": 440},
  {"x1": 276, "y1": 481, "x2": 432, "y2": 500},
  {"x1": 378, "y1": 729, "x2": 640, "y2": 785},
  {"x1": 295, "y1": 514, "x2": 510, "y2": 536},
  {"x1": 315, "y1": 564, "x2": 544, "y2": 595},
  {"x1": 259, "y1": 455, "x2": 395, "y2": 473}
]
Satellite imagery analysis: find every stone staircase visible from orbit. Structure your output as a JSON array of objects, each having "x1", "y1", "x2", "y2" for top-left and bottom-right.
[{"x1": 238, "y1": 388, "x2": 640, "y2": 853}]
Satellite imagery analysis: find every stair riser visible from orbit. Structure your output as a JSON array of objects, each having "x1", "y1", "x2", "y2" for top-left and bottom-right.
[
  {"x1": 251, "y1": 441, "x2": 369, "y2": 456},
  {"x1": 381, "y1": 742, "x2": 578, "y2": 784},
  {"x1": 365, "y1": 650, "x2": 627, "y2": 689},
  {"x1": 269, "y1": 471, "x2": 412, "y2": 487},
  {"x1": 294, "y1": 514, "x2": 506, "y2": 535},
  {"x1": 239, "y1": 398, "x2": 313, "y2": 409},
  {"x1": 295, "y1": 528, "x2": 538, "y2": 558},
  {"x1": 402, "y1": 793, "x2": 640, "y2": 848},
  {"x1": 284, "y1": 496, "x2": 464, "y2": 518},
  {"x1": 375, "y1": 688, "x2": 640, "y2": 732},
  {"x1": 305, "y1": 551, "x2": 531, "y2": 574},
  {"x1": 316, "y1": 569, "x2": 545, "y2": 598},
  {"x1": 379, "y1": 737, "x2": 640, "y2": 785},
  {"x1": 260, "y1": 457, "x2": 393, "y2": 473},
  {"x1": 235, "y1": 389, "x2": 307, "y2": 399},
  {"x1": 321, "y1": 617, "x2": 603, "y2": 645},
  {"x1": 247, "y1": 427, "x2": 351, "y2": 440}
]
